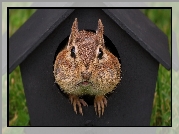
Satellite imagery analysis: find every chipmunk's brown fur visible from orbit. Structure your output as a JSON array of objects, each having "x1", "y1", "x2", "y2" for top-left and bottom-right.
[{"x1": 54, "y1": 18, "x2": 121, "y2": 117}]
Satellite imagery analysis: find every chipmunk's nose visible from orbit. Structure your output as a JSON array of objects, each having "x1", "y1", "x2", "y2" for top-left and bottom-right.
[{"x1": 81, "y1": 71, "x2": 92, "y2": 81}]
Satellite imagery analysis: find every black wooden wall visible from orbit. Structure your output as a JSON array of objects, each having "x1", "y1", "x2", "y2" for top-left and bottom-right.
[{"x1": 20, "y1": 9, "x2": 159, "y2": 126}]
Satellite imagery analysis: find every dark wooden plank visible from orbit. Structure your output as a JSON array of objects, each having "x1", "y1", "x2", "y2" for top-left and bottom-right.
[
  {"x1": 9, "y1": 9, "x2": 74, "y2": 73},
  {"x1": 20, "y1": 9, "x2": 158, "y2": 126},
  {"x1": 103, "y1": 9, "x2": 171, "y2": 70}
]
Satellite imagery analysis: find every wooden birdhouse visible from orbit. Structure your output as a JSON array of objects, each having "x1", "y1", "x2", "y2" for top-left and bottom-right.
[{"x1": 9, "y1": 9, "x2": 171, "y2": 126}]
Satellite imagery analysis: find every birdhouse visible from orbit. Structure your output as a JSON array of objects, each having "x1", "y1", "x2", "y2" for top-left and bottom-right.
[{"x1": 9, "y1": 9, "x2": 171, "y2": 126}]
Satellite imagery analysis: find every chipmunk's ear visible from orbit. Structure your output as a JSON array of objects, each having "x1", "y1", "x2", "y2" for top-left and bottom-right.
[
  {"x1": 68, "y1": 18, "x2": 79, "y2": 46},
  {"x1": 96, "y1": 19, "x2": 104, "y2": 35},
  {"x1": 71, "y1": 18, "x2": 79, "y2": 35},
  {"x1": 96, "y1": 19, "x2": 104, "y2": 45}
]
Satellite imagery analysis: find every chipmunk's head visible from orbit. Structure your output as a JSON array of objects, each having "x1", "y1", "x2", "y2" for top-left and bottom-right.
[{"x1": 54, "y1": 18, "x2": 121, "y2": 96}]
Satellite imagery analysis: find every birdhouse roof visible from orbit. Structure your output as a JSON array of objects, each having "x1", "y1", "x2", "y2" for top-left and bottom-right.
[{"x1": 9, "y1": 9, "x2": 171, "y2": 73}]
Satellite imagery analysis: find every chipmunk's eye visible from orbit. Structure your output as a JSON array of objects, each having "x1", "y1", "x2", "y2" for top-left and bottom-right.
[
  {"x1": 98, "y1": 48, "x2": 103, "y2": 60},
  {"x1": 71, "y1": 46, "x2": 76, "y2": 58}
]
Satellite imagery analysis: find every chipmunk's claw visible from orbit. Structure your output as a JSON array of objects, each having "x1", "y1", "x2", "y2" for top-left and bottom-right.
[
  {"x1": 94, "y1": 95, "x2": 107, "y2": 117},
  {"x1": 69, "y1": 94, "x2": 88, "y2": 115}
]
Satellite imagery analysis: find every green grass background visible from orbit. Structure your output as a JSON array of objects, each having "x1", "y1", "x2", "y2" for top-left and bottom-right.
[{"x1": 8, "y1": 9, "x2": 171, "y2": 126}]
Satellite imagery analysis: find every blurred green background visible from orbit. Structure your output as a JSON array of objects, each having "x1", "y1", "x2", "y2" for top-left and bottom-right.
[{"x1": 8, "y1": 9, "x2": 171, "y2": 126}]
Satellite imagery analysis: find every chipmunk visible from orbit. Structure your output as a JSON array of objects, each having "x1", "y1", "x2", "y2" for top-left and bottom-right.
[{"x1": 54, "y1": 18, "x2": 121, "y2": 117}]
